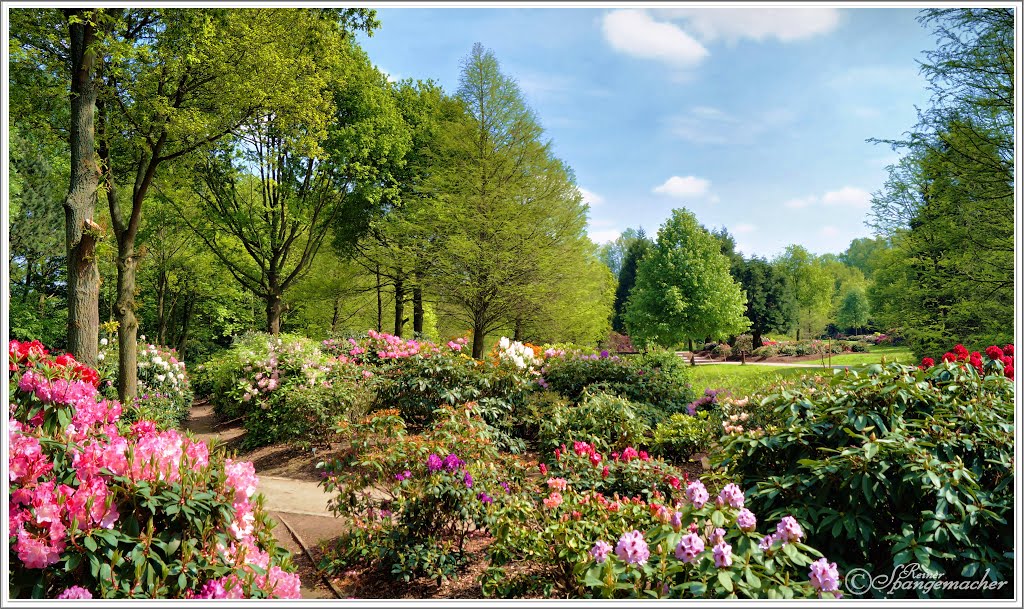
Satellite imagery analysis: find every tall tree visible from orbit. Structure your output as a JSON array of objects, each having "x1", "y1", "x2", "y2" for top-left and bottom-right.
[
  {"x1": 428, "y1": 43, "x2": 591, "y2": 358},
  {"x1": 184, "y1": 34, "x2": 409, "y2": 339},
  {"x1": 611, "y1": 230, "x2": 651, "y2": 334},
  {"x1": 624, "y1": 208, "x2": 749, "y2": 348},
  {"x1": 774, "y1": 245, "x2": 832, "y2": 340},
  {"x1": 735, "y1": 256, "x2": 795, "y2": 348},
  {"x1": 597, "y1": 227, "x2": 643, "y2": 277}
]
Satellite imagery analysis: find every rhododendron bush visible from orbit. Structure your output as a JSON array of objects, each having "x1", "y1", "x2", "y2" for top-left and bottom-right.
[
  {"x1": 7, "y1": 341, "x2": 300, "y2": 599},
  {"x1": 718, "y1": 345, "x2": 1015, "y2": 598},
  {"x1": 97, "y1": 333, "x2": 194, "y2": 430}
]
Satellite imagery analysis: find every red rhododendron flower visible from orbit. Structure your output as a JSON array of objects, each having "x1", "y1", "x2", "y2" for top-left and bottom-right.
[
  {"x1": 1004, "y1": 344, "x2": 1014, "y2": 357},
  {"x1": 1005, "y1": 365, "x2": 1014, "y2": 380},
  {"x1": 942, "y1": 352, "x2": 957, "y2": 363},
  {"x1": 969, "y1": 352, "x2": 983, "y2": 371},
  {"x1": 919, "y1": 357, "x2": 935, "y2": 369},
  {"x1": 953, "y1": 344, "x2": 969, "y2": 361},
  {"x1": 985, "y1": 346, "x2": 1004, "y2": 361}
]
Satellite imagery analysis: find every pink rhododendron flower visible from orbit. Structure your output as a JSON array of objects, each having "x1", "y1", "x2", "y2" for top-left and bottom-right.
[
  {"x1": 615, "y1": 530, "x2": 650, "y2": 565},
  {"x1": 546, "y1": 477, "x2": 568, "y2": 491},
  {"x1": 675, "y1": 532, "x2": 704, "y2": 564},
  {"x1": 686, "y1": 480, "x2": 709, "y2": 508},
  {"x1": 713, "y1": 541, "x2": 733, "y2": 568},
  {"x1": 718, "y1": 483, "x2": 745, "y2": 509},
  {"x1": 809, "y1": 557, "x2": 841, "y2": 596},
  {"x1": 56, "y1": 586, "x2": 93, "y2": 599},
  {"x1": 590, "y1": 540, "x2": 612, "y2": 563},
  {"x1": 775, "y1": 516, "x2": 804, "y2": 544},
  {"x1": 543, "y1": 492, "x2": 563, "y2": 509},
  {"x1": 736, "y1": 508, "x2": 757, "y2": 531}
]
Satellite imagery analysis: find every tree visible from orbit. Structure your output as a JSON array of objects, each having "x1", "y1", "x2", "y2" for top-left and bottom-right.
[
  {"x1": 840, "y1": 236, "x2": 889, "y2": 280},
  {"x1": 427, "y1": 43, "x2": 592, "y2": 358},
  {"x1": 597, "y1": 227, "x2": 643, "y2": 277},
  {"x1": 774, "y1": 245, "x2": 832, "y2": 340},
  {"x1": 837, "y1": 288, "x2": 871, "y2": 333},
  {"x1": 611, "y1": 231, "x2": 651, "y2": 333},
  {"x1": 624, "y1": 208, "x2": 749, "y2": 348},
  {"x1": 734, "y1": 257, "x2": 795, "y2": 348}
]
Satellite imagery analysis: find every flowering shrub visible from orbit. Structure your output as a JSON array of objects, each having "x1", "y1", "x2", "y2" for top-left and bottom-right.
[
  {"x1": 543, "y1": 439, "x2": 691, "y2": 502},
  {"x1": 7, "y1": 341, "x2": 300, "y2": 599},
  {"x1": 484, "y1": 467, "x2": 836, "y2": 599},
  {"x1": 605, "y1": 332, "x2": 635, "y2": 353},
  {"x1": 536, "y1": 391, "x2": 652, "y2": 458},
  {"x1": 710, "y1": 343, "x2": 732, "y2": 359},
  {"x1": 95, "y1": 333, "x2": 193, "y2": 430},
  {"x1": 718, "y1": 349, "x2": 1014, "y2": 598},
  {"x1": 195, "y1": 332, "x2": 371, "y2": 448},
  {"x1": 494, "y1": 336, "x2": 541, "y2": 371},
  {"x1": 318, "y1": 406, "x2": 519, "y2": 584}
]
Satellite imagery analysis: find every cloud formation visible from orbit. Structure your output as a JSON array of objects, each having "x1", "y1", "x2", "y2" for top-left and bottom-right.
[
  {"x1": 784, "y1": 187, "x2": 872, "y2": 210},
  {"x1": 655, "y1": 8, "x2": 842, "y2": 43},
  {"x1": 602, "y1": 9, "x2": 709, "y2": 68},
  {"x1": 653, "y1": 175, "x2": 712, "y2": 199},
  {"x1": 577, "y1": 187, "x2": 605, "y2": 207}
]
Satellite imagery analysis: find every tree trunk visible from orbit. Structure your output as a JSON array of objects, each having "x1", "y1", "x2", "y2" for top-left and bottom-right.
[
  {"x1": 156, "y1": 268, "x2": 168, "y2": 345},
  {"x1": 471, "y1": 319, "x2": 486, "y2": 360},
  {"x1": 63, "y1": 9, "x2": 100, "y2": 366},
  {"x1": 177, "y1": 296, "x2": 194, "y2": 358},
  {"x1": 375, "y1": 264, "x2": 383, "y2": 333},
  {"x1": 114, "y1": 240, "x2": 139, "y2": 403},
  {"x1": 796, "y1": 328, "x2": 801, "y2": 341},
  {"x1": 393, "y1": 274, "x2": 405, "y2": 337},
  {"x1": 688, "y1": 338, "x2": 694, "y2": 352},
  {"x1": 752, "y1": 331, "x2": 763, "y2": 349},
  {"x1": 331, "y1": 297, "x2": 340, "y2": 334},
  {"x1": 513, "y1": 318, "x2": 523, "y2": 342},
  {"x1": 266, "y1": 291, "x2": 284, "y2": 335},
  {"x1": 412, "y1": 271, "x2": 424, "y2": 335}
]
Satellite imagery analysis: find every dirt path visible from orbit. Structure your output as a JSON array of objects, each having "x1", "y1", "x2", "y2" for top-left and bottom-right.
[{"x1": 182, "y1": 401, "x2": 346, "y2": 599}]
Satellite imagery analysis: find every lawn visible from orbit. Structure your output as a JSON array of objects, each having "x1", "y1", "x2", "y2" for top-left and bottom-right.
[
  {"x1": 687, "y1": 364, "x2": 819, "y2": 398},
  {"x1": 827, "y1": 345, "x2": 914, "y2": 365}
]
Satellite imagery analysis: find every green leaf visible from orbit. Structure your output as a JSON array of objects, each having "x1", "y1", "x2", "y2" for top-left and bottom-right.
[{"x1": 718, "y1": 570, "x2": 734, "y2": 592}]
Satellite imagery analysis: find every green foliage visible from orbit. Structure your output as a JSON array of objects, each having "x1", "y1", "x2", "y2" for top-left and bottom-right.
[
  {"x1": 711, "y1": 344, "x2": 732, "y2": 359},
  {"x1": 653, "y1": 412, "x2": 713, "y2": 463},
  {"x1": 772, "y1": 246, "x2": 832, "y2": 340},
  {"x1": 717, "y1": 359, "x2": 1014, "y2": 597},
  {"x1": 318, "y1": 407, "x2": 518, "y2": 584},
  {"x1": 537, "y1": 391, "x2": 652, "y2": 458},
  {"x1": 540, "y1": 351, "x2": 695, "y2": 416},
  {"x1": 625, "y1": 208, "x2": 749, "y2": 348},
  {"x1": 612, "y1": 231, "x2": 652, "y2": 334}
]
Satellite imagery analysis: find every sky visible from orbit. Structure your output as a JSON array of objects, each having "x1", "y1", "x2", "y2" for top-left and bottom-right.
[{"x1": 356, "y1": 5, "x2": 938, "y2": 259}]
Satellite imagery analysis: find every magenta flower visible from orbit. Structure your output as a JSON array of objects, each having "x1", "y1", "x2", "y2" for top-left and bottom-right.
[
  {"x1": 712, "y1": 541, "x2": 733, "y2": 568},
  {"x1": 718, "y1": 483, "x2": 745, "y2": 509},
  {"x1": 670, "y1": 511, "x2": 683, "y2": 531},
  {"x1": 675, "y1": 533, "x2": 704, "y2": 564},
  {"x1": 615, "y1": 530, "x2": 650, "y2": 565},
  {"x1": 56, "y1": 586, "x2": 93, "y2": 599},
  {"x1": 736, "y1": 508, "x2": 757, "y2": 531},
  {"x1": 809, "y1": 557, "x2": 841, "y2": 596},
  {"x1": 686, "y1": 480, "x2": 709, "y2": 508},
  {"x1": 463, "y1": 471, "x2": 473, "y2": 488},
  {"x1": 591, "y1": 540, "x2": 612, "y2": 563},
  {"x1": 427, "y1": 453, "x2": 443, "y2": 472}
]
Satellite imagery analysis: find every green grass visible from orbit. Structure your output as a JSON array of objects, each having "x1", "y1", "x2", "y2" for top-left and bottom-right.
[
  {"x1": 688, "y1": 364, "x2": 818, "y2": 398},
  {"x1": 827, "y1": 345, "x2": 914, "y2": 365}
]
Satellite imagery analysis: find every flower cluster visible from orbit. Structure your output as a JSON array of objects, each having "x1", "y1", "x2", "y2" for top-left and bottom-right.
[
  {"x1": 686, "y1": 387, "x2": 728, "y2": 416},
  {"x1": 8, "y1": 341, "x2": 300, "y2": 599},
  {"x1": 496, "y1": 337, "x2": 541, "y2": 370},
  {"x1": 926, "y1": 343, "x2": 1014, "y2": 379}
]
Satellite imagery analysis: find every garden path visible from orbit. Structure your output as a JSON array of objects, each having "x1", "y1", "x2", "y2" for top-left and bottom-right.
[
  {"x1": 676, "y1": 352, "x2": 853, "y2": 369},
  {"x1": 183, "y1": 401, "x2": 346, "y2": 599}
]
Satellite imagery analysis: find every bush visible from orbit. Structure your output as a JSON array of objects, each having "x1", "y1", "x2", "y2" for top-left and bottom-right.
[
  {"x1": 779, "y1": 344, "x2": 799, "y2": 356},
  {"x1": 653, "y1": 412, "x2": 713, "y2": 462},
  {"x1": 7, "y1": 340, "x2": 300, "y2": 599},
  {"x1": 711, "y1": 344, "x2": 732, "y2": 359},
  {"x1": 751, "y1": 345, "x2": 778, "y2": 359},
  {"x1": 97, "y1": 332, "x2": 194, "y2": 430},
  {"x1": 537, "y1": 391, "x2": 651, "y2": 458},
  {"x1": 484, "y1": 460, "x2": 838, "y2": 599},
  {"x1": 318, "y1": 407, "x2": 518, "y2": 584},
  {"x1": 733, "y1": 334, "x2": 754, "y2": 355},
  {"x1": 540, "y1": 350, "x2": 695, "y2": 415},
  {"x1": 851, "y1": 341, "x2": 869, "y2": 352},
  {"x1": 717, "y1": 347, "x2": 1015, "y2": 598},
  {"x1": 605, "y1": 332, "x2": 635, "y2": 353}
]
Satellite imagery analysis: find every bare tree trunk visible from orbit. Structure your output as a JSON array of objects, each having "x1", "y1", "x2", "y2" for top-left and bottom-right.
[
  {"x1": 513, "y1": 318, "x2": 523, "y2": 342},
  {"x1": 114, "y1": 238, "x2": 139, "y2": 402},
  {"x1": 331, "y1": 297, "x2": 340, "y2": 334},
  {"x1": 393, "y1": 273, "x2": 405, "y2": 337},
  {"x1": 266, "y1": 290, "x2": 284, "y2": 335},
  {"x1": 63, "y1": 9, "x2": 100, "y2": 366},
  {"x1": 471, "y1": 312, "x2": 486, "y2": 360},
  {"x1": 412, "y1": 271, "x2": 424, "y2": 336}
]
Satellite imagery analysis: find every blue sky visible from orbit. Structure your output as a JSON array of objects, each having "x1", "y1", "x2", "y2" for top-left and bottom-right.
[{"x1": 357, "y1": 6, "x2": 936, "y2": 259}]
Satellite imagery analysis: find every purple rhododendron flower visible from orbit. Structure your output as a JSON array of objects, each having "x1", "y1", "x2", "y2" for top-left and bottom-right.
[
  {"x1": 675, "y1": 533, "x2": 704, "y2": 564},
  {"x1": 427, "y1": 454, "x2": 443, "y2": 472},
  {"x1": 736, "y1": 508, "x2": 757, "y2": 531},
  {"x1": 809, "y1": 557, "x2": 841, "y2": 596},
  {"x1": 615, "y1": 530, "x2": 650, "y2": 565},
  {"x1": 590, "y1": 540, "x2": 612, "y2": 563},
  {"x1": 713, "y1": 541, "x2": 733, "y2": 568}
]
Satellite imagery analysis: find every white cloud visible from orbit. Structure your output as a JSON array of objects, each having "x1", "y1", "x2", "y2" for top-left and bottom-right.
[
  {"x1": 602, "y1": 9, "x2": 709, "y2": 68},
  {"x1": 822, "y1": 186, "x2": 871, "y2": 208},
  {"x1": 655, "y1": 8, "x2": 841, "y2": 44},
  {"x1": 734, "y1": 223, "x2": 756, "y2": 234},
  {"x1": 578, "y1": 187, "x2": 604, "y2": 207},
  {"x1": 653, "y1": 175, "x2": 712, "y2": 199},
  {"x1": 784, "y1": 187, "x2": 871, "y2": 210},
  {"x1": 783, "y1": 195, "x2": 818, "y2": 209},
  {"x1": 820, "y1": 226, "x2": 841, "y2": 237}
]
